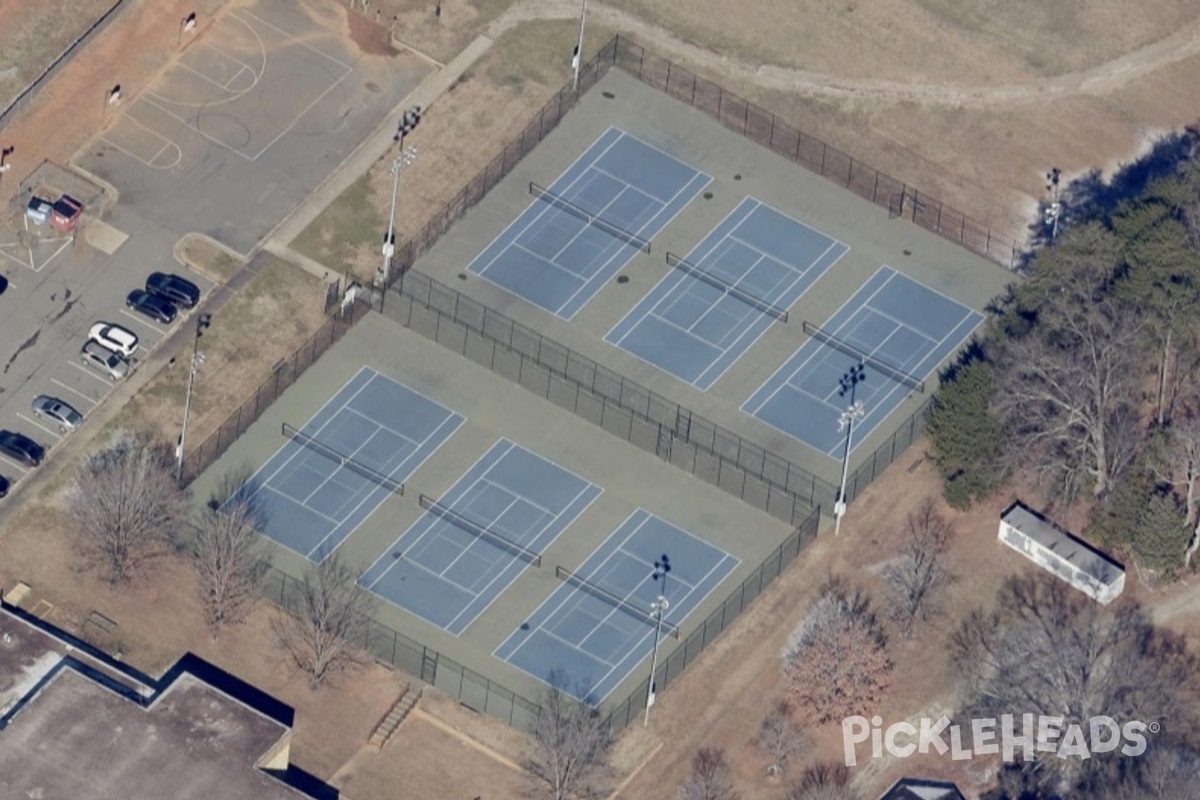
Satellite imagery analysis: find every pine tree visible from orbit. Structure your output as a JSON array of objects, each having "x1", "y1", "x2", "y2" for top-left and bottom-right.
[
  {"x1": 926, "y1": 356, "x2": 1006, "y2": 509},
  {"x1": 1132, "y1": 492, "x2": 1191, "y2": 572}
]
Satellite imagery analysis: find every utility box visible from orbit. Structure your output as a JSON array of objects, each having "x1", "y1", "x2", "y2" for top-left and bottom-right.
[{"x1": 49, "y1": 194, "x2": 83, "y2": 233}]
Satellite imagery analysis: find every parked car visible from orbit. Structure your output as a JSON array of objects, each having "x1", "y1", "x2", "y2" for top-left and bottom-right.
[
  {"x1": 0, "y1": 474, "x2": 9, "y2": 498},
  {"x1": 0, "y1": 273, "x2": 7, "y2": 295},
  {"x1": 146, "y1": 272, "x2": 201, "y2": 309},
  {"x1": 126, "y1": 289, "x2": 177, "y2": 324},
  {"x1": 32, "y1": 396, "x2": 83, "y2": 432},
  {"x1": 88, "y1": 322, "x2": 139, "y2": 358},
  {"x1": 81, "y1": 340, "x2": 130, "y2": 380},
  {"x1": 0, "y1": 430, "x2": 44, "y2": 467}
]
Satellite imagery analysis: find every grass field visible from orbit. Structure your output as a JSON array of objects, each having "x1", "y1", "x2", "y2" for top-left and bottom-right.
[
  {"x1": 0, "y1": 0, "x2": 123, "y2": 112},
  {"x1": 4, "y1": 1, "x2": 1200, "y2": 798}
]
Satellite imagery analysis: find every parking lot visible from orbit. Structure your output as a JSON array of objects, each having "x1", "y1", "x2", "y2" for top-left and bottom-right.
[
  {"x1": 0, "y1": 0, "x2": 427, "y2": 495},
  {"x1": 0, "y1": 207, "x2": 212, "y2": 489}
]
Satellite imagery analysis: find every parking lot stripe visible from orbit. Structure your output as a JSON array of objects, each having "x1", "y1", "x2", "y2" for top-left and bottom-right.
[
  {"x1": 119, "y1": 309, "x2": 167, "y2": 334},
  {"x1": 51, "y1": 379, "x2": 97, "y2": 406},
  {"x1": 15, "y1": 413, "x2": 62, "y2": 439},
  {"x1": 69, "y1": 361, "x2": 115, "y2": 385},
  {"x1": 0, "y1": 454, "x2": 30, "y2": 472}
]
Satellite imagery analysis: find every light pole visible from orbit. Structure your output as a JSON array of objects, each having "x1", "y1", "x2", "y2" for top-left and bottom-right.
[
  {"x1": 393, "y1": 105, "x2": 421, "y2": 151},
  {"x1": 379, "y1": 147, "x2": 417, "y2": 289},
  {"x1": 572, "y1": 0, "x2": 588, "y2": 91},
  {"x1": 834, "y1": 364, "x2": 866, "y2": 536},
  {"x1": 644, "y1": 554, "x2": 671, "y2": 727},
  {"x1": 176, "y1": 312, "x2": 212, "y2": 482},
  {"x1": 1044, "y1": 167, "x2": 1062, "y2": 241}
]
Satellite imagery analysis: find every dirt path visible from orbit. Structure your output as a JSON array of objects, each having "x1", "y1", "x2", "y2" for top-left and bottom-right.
[{"x1": 486, "y1": 0, "x2": 1200, "y2": 109}]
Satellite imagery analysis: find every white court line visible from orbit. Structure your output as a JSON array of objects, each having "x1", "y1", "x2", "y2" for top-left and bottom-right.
[
  {"x1": 450, "y1": 475, "x2": 604, "y2": 632},
  {"x1": 51, "y1": 379, "x2": 97, "y2": 406},
  {"x1": 306, "y1": 409, "x2": 465, "y2": 560},
  {"x1": 557, "y1": 161, "x2": 712, "y2": 318},
  {"x1": 15, "y1": 413, "x2": 61, "y2": 439},
  {"x1": 237, "y1": 8, "x2": 354, "y2": 72},
  {"x1": 605, "y1": 197, "x2": 752, "y2": 345},
  {"x1": 742, "y1": 265, "x2": 895, "y2": 416},
  {"x1": 68, "y1": 361, "x2": 114, "y2": 386},
  {"x1": 468, "y1": 128, "x2": 626, "y2": 280}
]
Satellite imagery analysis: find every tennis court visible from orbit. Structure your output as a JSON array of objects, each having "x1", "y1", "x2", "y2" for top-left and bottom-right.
[
  {"x1": 495, "y1": 509, "x2": 739, "y2": 703},
  {"x1": 467, "y1": 126, "x2": 710, "y2": 319},
  {"x1": 235, "y1": 367, "x2": 464, "y2": 560},
  {"x1": 359, "y1": 439, "x2": 602, "y2": 635},
  {"x1": 605, "y1": 198, "x2": 847, "y2": 389},
  {"x1": 742, "y1": 266, "x2": 983, "y2": 456}
]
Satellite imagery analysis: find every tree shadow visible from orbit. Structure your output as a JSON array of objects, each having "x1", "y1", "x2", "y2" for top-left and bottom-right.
[{"x1": 1025, "y1": 126, "x2": 1200, "y2": 257}]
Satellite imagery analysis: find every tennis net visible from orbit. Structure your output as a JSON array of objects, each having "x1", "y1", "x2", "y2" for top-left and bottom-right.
[
  {"x1": 555, "y1": 565, "x2": 680, "y2": 639},
  {"x1": 419, "y1": 493, "x2": 542, "y2": 567},
  {"x1": 282, "y1": 423, "x2": 405, "y2": 495},
  {"x1": 801, "y1": 321, "x2": 926, "y2": 393},
  {"x1": 667, "y1": 252, "x2": 789, "y2": 322},
  {"x1": 529, "y1": 181, "x2": 652, "y2": 253}
]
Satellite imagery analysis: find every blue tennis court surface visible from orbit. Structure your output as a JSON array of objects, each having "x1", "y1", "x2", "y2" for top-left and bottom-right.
[
  {"x1": 495, "y1": 510, "x2": 739, "y2": 704},
  {"x1": 468, "y1": 126, "x2": 710, "y2": 319},
  {"x1": 742, "y1": 267, "x2": 983, "y2": 456},
  {"x1": 237, "y1": 368, "x2": 464, "y2": 560},
  {"x1": 605, "y1": 198, "x2": 847, "y2": 389},
  {"x1": 360, "y1": 440, "x2": 602, "y2": 635}
]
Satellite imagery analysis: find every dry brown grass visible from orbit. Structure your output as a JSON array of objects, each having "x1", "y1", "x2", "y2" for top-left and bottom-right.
[
  {"x1": 176, "y1": 234, "x2": 243, "y2": 284},
  {"x1": 108, "y1": 257, "x2": 327, "y2": 448},
  {"x1": 0, "y1": 0, "x2": 119, "y2": 110}
]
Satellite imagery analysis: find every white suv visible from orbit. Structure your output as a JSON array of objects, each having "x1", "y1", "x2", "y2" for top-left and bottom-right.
[{"x1": 88, "y1": 322, "x2": 139, "y2": 358}]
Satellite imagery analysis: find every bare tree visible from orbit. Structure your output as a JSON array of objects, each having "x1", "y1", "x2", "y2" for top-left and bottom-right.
[
  {"x1": 271, "y1": 554, "x2": 376, "y2": 690},
  {"x1": 991, "y1": 292, "x2": 1144, "y2": 500},
  {"x1": 882, "y1": 499, "x2": 956, "y2": 637},
  {"x1": 782, "y1": 579, "x2": 891, "y2": 724},
  {"x1": 755, "y1": 699, "x2": 804, "y2": 777},
  {"x1": 953, "y1": 574, "x2": 1200, "y2": 795},
  {"x1": 66, "y1": 432, "x2": 186, "y2": 583},
  {"x1": 523, "y1": 669, "x2": 613, "y2": 800},
  {"x1": 677, "y1": 747, "x2": 739, "y2": 800},
  {"x1": 786, "y1": 762, "x2": 858, "y2": 800},
  {"x1": 191, "y1": 493, "x2": 270, "y2": 638},
  {"x1": 1094, "y1": 741, "x2": 1200, "y2": 800}
]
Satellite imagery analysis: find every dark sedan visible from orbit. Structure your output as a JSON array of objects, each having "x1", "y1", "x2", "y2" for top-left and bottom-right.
[
  {"x1": 0, "y1": 430, "x2": 44, "y2": 467},
  {"x1": 146, "y1": 272, "x2": 201, "y2": 309},
  {"x1": 126, "y1": 289, "x2": 178, "y2": 324},
  {"x1": 0, "y1": 474, "x2": 9, "y2": 498}
]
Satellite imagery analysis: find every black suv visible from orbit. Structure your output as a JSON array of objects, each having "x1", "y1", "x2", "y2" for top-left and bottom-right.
[
  {"x1": 0, "y1": 430, "x2": 44, "y2": 467},
  {"x1": 146, "y1": 272, "x2": 201, "y2": 309},
  {"x1": 126, "y1": 289, "x2": 178, "y2": 324},
  {"x1": 0, "y1": 474, "x2": 9, "y2": 498}
]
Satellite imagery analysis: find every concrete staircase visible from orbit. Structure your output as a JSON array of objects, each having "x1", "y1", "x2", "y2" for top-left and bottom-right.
[{"x1": 368, "y1": 684, "x2": 422, "y2": 750}]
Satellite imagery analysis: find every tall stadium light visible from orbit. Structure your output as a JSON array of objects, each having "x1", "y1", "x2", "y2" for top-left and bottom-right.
[
  {"x1": 1045, "y1": 167, "x2": 1062, "y2": 241},
  {"x1": 0, "y1": 146, "x2": 13, "y2": 200},
  {"x1": 643, "y1": 554, "x2": 671, "y2": 727},
  {"x1": 572, "y1": 0, "x2": 588, "y2": 91},
  {"x1": 177, "y1": 312, "x2": 212, "y2": 483},
  {"x1": 380, "y1": 147, "x2": 417, "y2": 288},
  {"x1": 393, "y1": 105, "x2": 422, "y2": 150},
  {"x1": 834, "y1": 364, "x2": 866, "y2": 536}
]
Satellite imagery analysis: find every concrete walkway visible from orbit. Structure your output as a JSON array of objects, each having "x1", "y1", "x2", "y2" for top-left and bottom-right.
[{"x1": 264, "y1": 35, "x2": 495, "y2": 281}]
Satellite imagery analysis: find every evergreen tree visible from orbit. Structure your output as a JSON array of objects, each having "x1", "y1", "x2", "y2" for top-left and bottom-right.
[
  {"x1": 926, "y1": 356, "x2": 1006, "y2": 509},
  {"x1": 1133, "y1": 491, "x2": 1191, "y2": 572}
]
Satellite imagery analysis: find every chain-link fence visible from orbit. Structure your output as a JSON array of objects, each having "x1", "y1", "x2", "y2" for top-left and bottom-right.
[
  {"x1": 263, "y1": 502, "x2": 820, "y2": 736},
  {"x1": 0, "y1": 1, "x2": 130, "y2": 136},
  {"x1": 611, "y1": 37, "x2": 1023, "y2": 271},
  {"x1": 383, "y1": 270, "x2": 836, "y2": 523},
  {"x1": 378, "y1": 37, "x2": 619, "y2": 291},
  {"x1": 179, "y1": 299, "x2": 371, "y2": 484}
]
